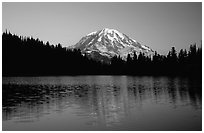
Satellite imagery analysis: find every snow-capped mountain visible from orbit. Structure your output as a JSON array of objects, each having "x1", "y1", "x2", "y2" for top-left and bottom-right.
[{"x1": 70, "y1": 28, "x2": 154, "y2": 61}]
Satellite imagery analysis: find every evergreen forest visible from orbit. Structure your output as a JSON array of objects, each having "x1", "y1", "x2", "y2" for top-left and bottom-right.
[{"x1": 2, "y1": 32, "x2": 202, "y2": 77}]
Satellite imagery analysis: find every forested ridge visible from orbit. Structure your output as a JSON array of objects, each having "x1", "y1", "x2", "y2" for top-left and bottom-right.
[{"x1": 2, "y1": 32, "x2": 202, "y2": 77}]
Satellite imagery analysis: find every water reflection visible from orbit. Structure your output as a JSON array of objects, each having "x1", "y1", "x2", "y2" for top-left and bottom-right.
[{"x1": 2, "y1": 76, "x2": 202, "y2": 130}]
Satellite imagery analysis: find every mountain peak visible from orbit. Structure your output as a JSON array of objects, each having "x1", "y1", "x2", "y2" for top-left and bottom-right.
[
  {"x1": 71, "y1": 28, "x2": 154, "y2": 62},
  {"x1": 101, "y1": 28, "x2": 119, "y2": 33}
]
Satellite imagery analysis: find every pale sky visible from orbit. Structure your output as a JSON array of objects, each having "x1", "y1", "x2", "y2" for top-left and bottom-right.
[{"x1": 2, "y1": 2, "x2": 202, "y2": 54}]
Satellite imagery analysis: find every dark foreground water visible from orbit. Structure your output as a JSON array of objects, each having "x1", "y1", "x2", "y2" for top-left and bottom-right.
[{"x1": 2, "y1": 76, "x2": 202, "y2": 131}]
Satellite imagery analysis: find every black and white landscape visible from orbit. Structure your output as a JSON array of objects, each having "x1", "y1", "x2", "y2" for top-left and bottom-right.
[{"x1": 2, "y1": 2, "x2": 202, "y2": 131}]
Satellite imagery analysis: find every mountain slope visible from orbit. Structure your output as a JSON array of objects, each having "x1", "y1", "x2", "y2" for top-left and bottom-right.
[{"x1": 70, "y1": 28, "x2": 154, "y2": 61}]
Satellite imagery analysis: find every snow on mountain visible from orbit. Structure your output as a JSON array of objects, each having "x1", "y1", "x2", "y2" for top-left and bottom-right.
[
  {"x1": 70, "y1": 28, "x2": 154, "y2": 61},
  {"x1": 87, "y1": 31, "x2": 97, "y2": 36}
]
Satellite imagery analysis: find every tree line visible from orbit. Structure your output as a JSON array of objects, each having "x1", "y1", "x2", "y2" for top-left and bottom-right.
[{"x1": 2, "y1": 32, "x2": 202, "y2": 77}]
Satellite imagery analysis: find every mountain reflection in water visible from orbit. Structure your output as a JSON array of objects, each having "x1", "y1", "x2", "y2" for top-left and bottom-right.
[{"x1": 2, "y1": 76, "x2": 202, "y2": 131}]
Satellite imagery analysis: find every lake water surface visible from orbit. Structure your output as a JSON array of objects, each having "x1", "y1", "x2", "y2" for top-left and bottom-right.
[{"x1": 2, "y1": 76, "x2": 202, "y2": 131}]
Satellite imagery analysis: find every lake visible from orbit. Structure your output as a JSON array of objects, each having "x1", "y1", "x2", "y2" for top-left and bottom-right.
[{"x1": 2, "y1": 76, "x2": 202, "y2": 131}]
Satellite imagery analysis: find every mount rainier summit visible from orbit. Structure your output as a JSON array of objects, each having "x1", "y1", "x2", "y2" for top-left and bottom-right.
[{"x1": 70, "y1": 28, "x2": 154, "y2": 61}]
